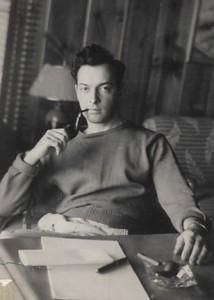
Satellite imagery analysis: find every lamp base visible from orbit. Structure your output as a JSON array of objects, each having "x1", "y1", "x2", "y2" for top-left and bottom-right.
[{"x1": 45, "y1": 102, "x2": 70, "y2": 129}]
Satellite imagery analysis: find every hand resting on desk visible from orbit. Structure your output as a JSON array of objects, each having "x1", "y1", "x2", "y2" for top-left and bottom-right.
[{"x1": 173, "y1": 229, "x2": 211, "y2": 265}]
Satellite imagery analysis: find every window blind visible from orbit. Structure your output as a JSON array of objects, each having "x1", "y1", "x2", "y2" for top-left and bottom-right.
[
  {"x1": 0, "y1": 0, "x2": 49, "y2": 147},
  {"x1": 0, "y1": 0, "x2": 11, "y2": 92}
]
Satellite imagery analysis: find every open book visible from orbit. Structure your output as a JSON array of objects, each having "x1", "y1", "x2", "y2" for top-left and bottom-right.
[{"x1": 20, "y1": 237, "x2": 150, "y2": 300}]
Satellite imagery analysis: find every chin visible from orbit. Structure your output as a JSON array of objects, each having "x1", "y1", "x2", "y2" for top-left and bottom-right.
[
  {"x1": 87, "y1": 116, "x2": 106, "y2": 123},
  {"x1": 86, "y1": 113, "x2": 108, "y2": 123}
]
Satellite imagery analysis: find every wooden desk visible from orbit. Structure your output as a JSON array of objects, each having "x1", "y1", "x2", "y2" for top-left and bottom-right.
[{"x1": 0, "y1": 232, "x2": 213, "y2": 300}]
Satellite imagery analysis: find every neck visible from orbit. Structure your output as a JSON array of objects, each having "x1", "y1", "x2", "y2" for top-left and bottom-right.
[{"x1": 85, "y1": 117, "x2": 122, "y2": 134}]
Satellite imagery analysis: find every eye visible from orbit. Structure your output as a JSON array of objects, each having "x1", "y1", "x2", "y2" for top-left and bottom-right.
[
  {"x1": 79, "y1": 85, "x2": 89, "y2": 92},
  {"x1": 100, "y1": 85, "x2": 112, "y2": 93}
]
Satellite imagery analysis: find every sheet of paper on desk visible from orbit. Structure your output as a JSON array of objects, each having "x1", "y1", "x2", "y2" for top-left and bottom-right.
[
  {"x1": 41, "y1": 237, "x2": 150, "y2": 300},
  {"x1": 19, "y1": 248, "x2": 113, "y2": 266}
]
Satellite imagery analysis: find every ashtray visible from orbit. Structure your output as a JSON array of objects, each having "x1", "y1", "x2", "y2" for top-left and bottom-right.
[
  {"x1": 147, "y1": 261, "x2": 197, "y2": 288},
  {"x1": 137, "y1": 253, "x2": 197, "y2": 288}
]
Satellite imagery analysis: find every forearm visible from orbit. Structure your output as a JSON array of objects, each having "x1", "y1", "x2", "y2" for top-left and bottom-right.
[
  {"x1": 151, "y1": 136, "x2": 208, "y2": 232},
  {"x1": 155, "y1": 175, "x2": 207, "y2": 233},
  {"x1": 0, "y1": 153, "x2": 40, "y2": 217},
  {"x1": 0, "y1": 128, "x2": 66, "y2": 218}
]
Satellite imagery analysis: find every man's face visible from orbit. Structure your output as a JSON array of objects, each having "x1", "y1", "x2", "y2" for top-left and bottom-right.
[{"x1": 75, "y1": 64, "x2": 119, "y2": 124}]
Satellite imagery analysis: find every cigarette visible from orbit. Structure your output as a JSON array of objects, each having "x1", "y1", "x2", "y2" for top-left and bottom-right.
[{"x1": 137, "y1": 253, "x2": 159, "y2": 266}]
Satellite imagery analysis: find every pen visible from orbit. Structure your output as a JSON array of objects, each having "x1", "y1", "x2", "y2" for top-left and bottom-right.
[{"x1": 97, "y1": 257, "x2": 127, "y2": 274}]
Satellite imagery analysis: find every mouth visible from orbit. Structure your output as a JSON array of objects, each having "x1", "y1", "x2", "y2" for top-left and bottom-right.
[
  {"x1": 87, "y1": 108, "x2": 101, "y2": 113},
  {"x1": 81, "y1": 108, "x2": 102, "y2": 114},
  {"x1": 90, "y1": 111, "x2": 100, "y2": 115}
]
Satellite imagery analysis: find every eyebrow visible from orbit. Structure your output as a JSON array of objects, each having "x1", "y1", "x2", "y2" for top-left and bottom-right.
[{"x1": 78, "y1": 81, "x2": 114, "y2": 86}]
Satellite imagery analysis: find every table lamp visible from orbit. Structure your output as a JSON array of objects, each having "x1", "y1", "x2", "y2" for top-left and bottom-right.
[{"x1": 29, "y1": 63, "x2": 78, "y2": 129}]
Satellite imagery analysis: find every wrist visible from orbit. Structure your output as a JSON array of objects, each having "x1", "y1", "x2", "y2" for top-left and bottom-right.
[
  {"x1": 185, "y1": 222, "x2": 208, "y2": 236},
  {"x1": 23, "y1": 151, "x2": 40, "y2": 166}
]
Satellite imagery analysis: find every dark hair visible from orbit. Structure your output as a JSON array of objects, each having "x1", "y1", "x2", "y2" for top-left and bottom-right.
[{"x1": 72, "y1": 44, "x2": 125, "y2": 89}]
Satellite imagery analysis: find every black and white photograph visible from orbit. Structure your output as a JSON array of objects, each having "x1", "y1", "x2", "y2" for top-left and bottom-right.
[{"x1": 0, "y1": 0, "x2": 214, "y2": 299}]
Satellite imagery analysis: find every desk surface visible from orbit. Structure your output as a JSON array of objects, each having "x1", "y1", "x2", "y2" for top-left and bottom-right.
[{"x1": 0, "y1": 232, "x2": 214, "y2": 300}]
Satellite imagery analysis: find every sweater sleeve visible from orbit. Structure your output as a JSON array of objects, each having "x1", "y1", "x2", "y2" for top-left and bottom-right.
[
  {"x1": 149, "y1": 134, "x2": 207, "y2": 232},
  {"x1": 0, "y1": 153, "x2": 42, "y2": 217}
]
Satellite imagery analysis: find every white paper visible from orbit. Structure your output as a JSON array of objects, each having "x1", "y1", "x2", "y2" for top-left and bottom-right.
[
  {"x1": 19, "y1": 248, "x2": 113, "y2": 266},
  {"x1": 41, "y1": 237, "x2": 150, "y2": 300}
]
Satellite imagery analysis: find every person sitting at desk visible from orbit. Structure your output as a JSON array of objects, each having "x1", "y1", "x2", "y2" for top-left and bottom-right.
[{"x1": 0, "y1": 44, "x2": 211, "y2": 265}]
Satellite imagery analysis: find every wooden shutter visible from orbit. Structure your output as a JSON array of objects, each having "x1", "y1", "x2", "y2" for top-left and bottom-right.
[{"x1": 0, "y1": 0, "x2": 50, "y2": 148}]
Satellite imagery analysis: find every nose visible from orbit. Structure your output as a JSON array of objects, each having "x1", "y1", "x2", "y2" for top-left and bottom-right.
[{"x1": 89, "y1": 88, "x2": 99, "y2": 104}]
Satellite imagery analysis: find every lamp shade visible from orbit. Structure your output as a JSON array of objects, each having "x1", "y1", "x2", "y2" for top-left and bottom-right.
[{"x1": 29, "y1": 64, "x2": 76, "y2": 101}]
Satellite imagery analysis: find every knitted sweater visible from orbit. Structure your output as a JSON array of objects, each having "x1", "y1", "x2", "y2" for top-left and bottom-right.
[{"x1": 0, "y1": 124, "x2": 206, "y2": 233}]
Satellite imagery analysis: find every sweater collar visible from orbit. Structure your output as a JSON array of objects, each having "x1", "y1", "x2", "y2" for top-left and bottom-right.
[{"x1": 79, "y1": 123, "x2": 125, "y2": 138}]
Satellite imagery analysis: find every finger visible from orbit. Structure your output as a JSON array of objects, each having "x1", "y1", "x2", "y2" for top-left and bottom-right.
[
  {"x1": 180, "y1": 233, "x2": 195, "y2": 262},
  {"x1": 45, "y1": 139, "x2": 62, "y2": 155},
  {"x1": 46, "y1": 135, "x2": 66, "y2": 152},
  {"x1": 46, "y1": 131, "x2": 68, "y2": 153},
  {"x1": 196, "y1": 245, "x2": 209, "y2": 265},
  {"x1": 174, "y1": 235, "x2": 185, "y2": 256},
  {"x1": 49, "y1": 129, "x2": 69, "y2": 142},
  {"x1": 46, "y1": 131, "x2": 68, "y2": 149},
  {"x1": 188, "y1": 236, "x2": 203, "y2": 265}
]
